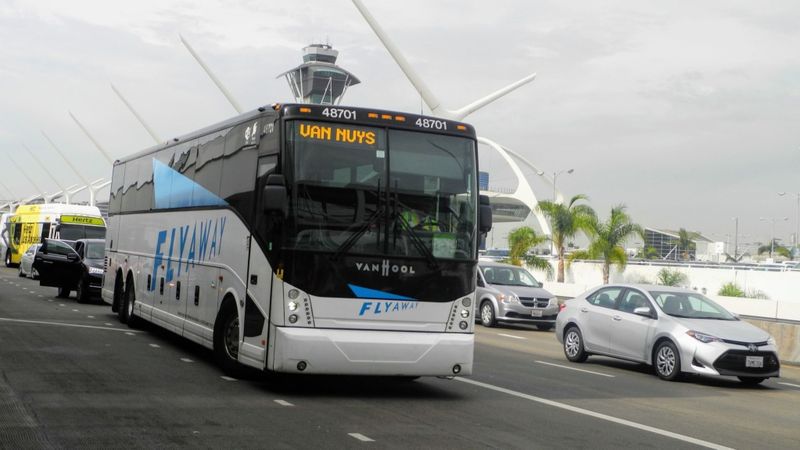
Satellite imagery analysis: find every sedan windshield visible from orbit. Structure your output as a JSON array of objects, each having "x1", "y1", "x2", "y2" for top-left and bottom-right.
[
  {"x1": 481, "y1": 266, "x2": 541, "y2": 287},
  {"x1": 649, "y1": 291, "x2": 737, "y2": 320}
]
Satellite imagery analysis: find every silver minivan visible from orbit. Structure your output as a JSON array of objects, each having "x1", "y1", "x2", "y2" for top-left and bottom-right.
[{"x1": 475, "y1": 261, "x2": 558, "y2": 330}]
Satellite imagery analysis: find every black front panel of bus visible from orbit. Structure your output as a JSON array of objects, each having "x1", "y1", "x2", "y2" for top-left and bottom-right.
[{"x1": 280, "y1": 251, "x2": 476, "y2": 302}]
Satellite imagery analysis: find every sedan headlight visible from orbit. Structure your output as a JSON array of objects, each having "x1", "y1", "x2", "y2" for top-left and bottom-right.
[
  {"x1": 686, "y1": 330, "x2": 722, "y2": 343},
  {"x1": 767, "y1": 336, "x2": 776, "y2": 345},
  {"x1": 88, "y1": 267, "x2": 104, "y2": 275}
]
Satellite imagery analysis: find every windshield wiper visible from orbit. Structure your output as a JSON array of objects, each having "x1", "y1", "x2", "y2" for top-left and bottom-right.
[
  {"x1": 393, "y1": 195, "x2": 439, "y2": 270},
  {"x1": 330, "y1": 180, "x2": 382, "y2": 262}
]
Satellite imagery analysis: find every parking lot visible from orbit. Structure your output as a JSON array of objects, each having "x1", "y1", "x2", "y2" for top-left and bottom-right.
[{"x1": 1, "y1": 266, "x2": 799, "y2": 448}]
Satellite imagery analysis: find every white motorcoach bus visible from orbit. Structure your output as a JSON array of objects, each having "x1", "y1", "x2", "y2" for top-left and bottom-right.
[{"x1": 103, "y1": 103, "x2": 491, "y2": 376}]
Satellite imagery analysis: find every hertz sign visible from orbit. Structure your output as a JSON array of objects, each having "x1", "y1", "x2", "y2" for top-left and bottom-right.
[{"x1": 298, "y1": 122, "x2": 378, "y2": 147}]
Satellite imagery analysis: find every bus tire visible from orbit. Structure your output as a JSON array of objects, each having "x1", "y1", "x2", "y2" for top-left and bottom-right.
[
  {"x1": 111, "y1": 272, "x2": 123, "y2": 313},
  {"x1": 116, "y1": 274, "x2": 129, "y2": 324},
  {"x1": 123, "y1": 278, "x2": 140, "y2": 328},
  {"x1": 213, "y1": 299, "x2": 242, "y2": 376}
]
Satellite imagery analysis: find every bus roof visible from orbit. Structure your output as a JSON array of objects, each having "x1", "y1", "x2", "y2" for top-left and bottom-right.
[{"x1": 115, "y1": 103, "x2": 477, "y2": 166}]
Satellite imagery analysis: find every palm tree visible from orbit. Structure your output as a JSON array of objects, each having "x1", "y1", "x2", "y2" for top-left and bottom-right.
[
  {"x1": 758, "y1": 239, "x2": 791, "y2": 258},
  {"x1": 536, "y1": 195, "x2": 595, "y2": 282},
  {"x1": 506, "y1": 226, "x2": 553, "y2": 278},
  {"x1": 568, "y1": 205, "x2": 643, "y2": 284},
  {"x1": 676, "y1": 228, "x2": 698, "y2": 261}
]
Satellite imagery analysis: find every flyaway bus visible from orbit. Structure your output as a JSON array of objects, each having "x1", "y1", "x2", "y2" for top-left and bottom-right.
[
  {"x1": 103, "y1": 103, "x2": 491, "y2": 376},
  {"x1": 5, "y1": 204, "x2": 106, "y2": 267}
]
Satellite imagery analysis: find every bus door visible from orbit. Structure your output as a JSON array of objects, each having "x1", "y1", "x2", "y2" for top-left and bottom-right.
[{"x1": 182, "y1": 263, "x2": 220, "y2": 345}]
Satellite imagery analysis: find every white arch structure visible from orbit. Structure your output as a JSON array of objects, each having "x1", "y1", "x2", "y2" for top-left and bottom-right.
[{"x1": 351, "y1": 0, "x2": 563, "y2": 237}]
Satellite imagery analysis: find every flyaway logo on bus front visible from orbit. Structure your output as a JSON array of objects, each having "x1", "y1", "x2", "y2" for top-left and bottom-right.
[{"x1": 149, "y1": 217, "x2": 227, "y2": 291}]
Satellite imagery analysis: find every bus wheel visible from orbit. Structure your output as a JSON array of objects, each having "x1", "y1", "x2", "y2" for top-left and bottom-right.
[
  {"x1": 57, "y1": 287, "x2": 70, "y2": 298},
  {"x1": 123, "y1": 281, "x2": 140, "y2": 328},
  {"x1": 214, "y1": 302, "x2": 242, "y2": 376},
  {"x1": 117, "y1": 276, "x2": 129, "y2": 324}
]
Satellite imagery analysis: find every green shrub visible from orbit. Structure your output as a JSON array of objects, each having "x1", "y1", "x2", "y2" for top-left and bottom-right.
[
  {"x1": 656, "y1": 268, "x2": 687, "y2": 287},
  {"x1": 718, "y1": 282, "x2": 745, "y2": 297}
]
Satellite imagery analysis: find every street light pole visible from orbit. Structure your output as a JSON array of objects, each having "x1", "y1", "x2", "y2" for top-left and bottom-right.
[
  {"x1": 552, "y1": 168, "x2": 574, "y2": 203},
  {"x1": 731, "y1": 217, "x2": 739, "y2": 261},
  {"x1": 760, "y1": 216, "x2": 788, "y2": 259},
  {"x1": 778, "y1": 192, "x2": 799, "y2": 258}
]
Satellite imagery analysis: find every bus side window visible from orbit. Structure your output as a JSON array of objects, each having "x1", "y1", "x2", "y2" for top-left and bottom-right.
[{"x1": 109, "y1": 163, "x2": 126, "y2": 214}]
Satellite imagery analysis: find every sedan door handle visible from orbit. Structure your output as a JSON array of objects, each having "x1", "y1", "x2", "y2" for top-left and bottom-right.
[
  {"x1": 580, "y1": 307, "x2": 588, "y2": 313},
  {"x1": 612, "y1": 315, "x2": 622, "y2": 321}
]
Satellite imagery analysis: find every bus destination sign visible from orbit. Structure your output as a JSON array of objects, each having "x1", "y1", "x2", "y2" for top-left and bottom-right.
[
  {"x1": 60, "y1": 215, "x2": 106, "y2": 226},
  {"x1": 297, "y1": 122, "x2": 378, "y2": 148}
]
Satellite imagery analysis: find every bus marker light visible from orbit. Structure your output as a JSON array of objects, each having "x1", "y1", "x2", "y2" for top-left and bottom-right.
[
  {"x1": 457, "y1": 125, "x2": 467, "y2": 131},
  {"x1": 368, "y1": 113, "x2": 379, "y2": 119},
  {"x1": 299, "y1": 107, "x2": 311, "y2": 113},
  {"x1": 394, "y1": 116, "x2": 406, "y2": 122},
  {"x1": 288, "y1": 301, "x2": 298, "y2": 311},
  {"x1": 381, "y1": 114, "x2": 392, "y2": 120}
]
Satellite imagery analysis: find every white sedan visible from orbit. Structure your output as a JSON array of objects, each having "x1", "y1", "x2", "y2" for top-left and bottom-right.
[
  {"x1": 18, "y1": 244, "x2": 41, "y2": 279},
  {"x1": 556, "y1": 284, "x2": 780, "y2": 384}
]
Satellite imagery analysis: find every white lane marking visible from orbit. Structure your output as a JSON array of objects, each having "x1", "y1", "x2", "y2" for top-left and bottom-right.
[
  {"x1": 125, "y1": 332, "x2": 135, "y2": 336},
  {"x1": 58, "y1": 304, "x2": 65, "y2": 307},
  {"x1": 104, "y1": 323, "x2": 113, "y2": 326},
  {"x1": 778, "y1": 382, "x2": 800, "y2": 389},
  {"x1": 87, "y1": 315, "x2": 95, "y2": 319},
  {"x1": 536, "y1": 360, "x2": 615, "y2": 378},
  {"x1": 38, "y1": 295, "x2": 43, "y2": 298},
  {"x1": 180, "y1": 358, "x2": 193, "y2": 363},
  {"x1": 274, "y1": 400, "x2": 294, "y2": 407},
  {"x1": 48, "y1": 299, "x2": 53, "y2": 302},
  {"x1": 348, "y1": 433, "x2": 374, "y2": 442},
  {"x1": 0, "y1": 317, "x2": 142, "y2": 333},
  {"x1": 455, "y1": 378, "x2": 732, "y2": 450},
  {"x1": 72, "y1": 309, "x2": 79, "y2": 312},
  {"x1": 221, "y1": 376, "x2": 237, "y2": 381},
  {"x1": 149, "y1": 344, "x2": 160, "y2": 348},
  {"x1": 498, "y1": 333, "x2": 527, "y2": 340}
]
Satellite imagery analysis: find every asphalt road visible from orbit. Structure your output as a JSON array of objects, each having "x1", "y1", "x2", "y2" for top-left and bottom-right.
[{"x1": 1, "y1": 266, "x2": 799, "y2": 449}]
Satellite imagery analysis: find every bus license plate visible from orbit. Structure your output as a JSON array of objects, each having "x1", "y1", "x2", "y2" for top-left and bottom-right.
[
  {"x1": 745, "y1": 356, "x2": 763, "y2": 368},
  {"x1": 531, "y1": 310, "x2": 543, "y2": 317}
]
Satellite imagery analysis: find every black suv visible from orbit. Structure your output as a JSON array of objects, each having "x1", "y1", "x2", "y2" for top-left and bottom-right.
[{"x1": 33, "y1": 238, "x2": 105, "y2": 302}]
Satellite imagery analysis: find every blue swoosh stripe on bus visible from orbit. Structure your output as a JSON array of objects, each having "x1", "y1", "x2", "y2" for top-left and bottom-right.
[
  {"x1": 153, "y1": 159, "x2": 227, "y2": 209},
  {"x1": 348, "y1": 284, "x2": 415, "y2": 301}
]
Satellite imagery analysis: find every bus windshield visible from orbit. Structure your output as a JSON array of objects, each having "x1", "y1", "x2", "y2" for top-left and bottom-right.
[
  {"x1": 285, "y1": 121, "x2": 477, "y2": 260},
  {"x1": 59, "y1": 224, "x2": 107, "y2": 240}
]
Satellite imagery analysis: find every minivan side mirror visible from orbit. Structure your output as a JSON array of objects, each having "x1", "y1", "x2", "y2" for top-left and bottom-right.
[
  {"x1": 262, "y1": 174, "x2": 288, "y2": 218},
  {"x1": 479, "y1": 195, "x2": 492, "y2": 233}
]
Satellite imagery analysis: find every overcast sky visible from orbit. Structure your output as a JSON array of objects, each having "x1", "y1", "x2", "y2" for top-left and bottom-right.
[{"x1": 1, "y1": 0, "x2": 799, "y2": 247}]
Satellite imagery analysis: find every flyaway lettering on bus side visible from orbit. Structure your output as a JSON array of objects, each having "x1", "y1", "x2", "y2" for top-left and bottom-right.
[{"x1": 149, "y1": 217, "x2": 226, "y2": 291}]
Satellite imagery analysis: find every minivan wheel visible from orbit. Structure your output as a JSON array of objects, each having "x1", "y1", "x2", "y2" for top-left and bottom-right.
[
  {"x1": 654, "y1": 341, "x2": 681, "y2": 381},
  {"x1": 480, "y1": 301, "x2": 496, "y2": 327},
  {"x1": 563, "y1": 326, "x2": 588, "y2": 362},
  {"x1": 738, "y1": 376, "x2": 766, "y2": 386}
]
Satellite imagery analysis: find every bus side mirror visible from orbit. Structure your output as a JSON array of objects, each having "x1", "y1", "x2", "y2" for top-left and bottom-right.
[
  {"x1": 479, "y1": 195, "x2": 492, "y2": 233},
  {"x1": 262, "y1": 174, "x2": 288, "y2": 218}
]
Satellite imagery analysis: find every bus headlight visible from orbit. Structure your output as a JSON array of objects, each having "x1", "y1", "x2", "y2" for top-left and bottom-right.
[
  {"x1": 288, "y1": 314, "x2": 298, "y2": 324},
  {"x1": 288, "y1": 301, "x2": 298, "y2": 311},
  {"x1": 461, "y1": 297, "x2": 472, "y2": 307},
  {"x1": 288, "y1": 289, "x2": 300, "y2": 299},
  {"x1": 460, "y1": 309, "x2": 469, "y2": 318},
  {"x1": 459, "y1": 321, "x2": 468, "y2": 330}
]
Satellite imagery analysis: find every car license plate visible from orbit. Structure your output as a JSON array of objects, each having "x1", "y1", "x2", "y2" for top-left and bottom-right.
[
  {"x1": 745, "y1": 356, "x2": 764, "y2": 368},
  {"x1": 531, "y1": 310, "x2": 543, "y2": 317}
]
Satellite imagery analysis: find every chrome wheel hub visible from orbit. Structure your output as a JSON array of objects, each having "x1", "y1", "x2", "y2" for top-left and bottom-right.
[
  {"x1": 656, "y1": 346, "x2": 676, "y2": 376},
  {"x1": 565, "y1": 331, "x2": 580, "y2": 358},
  {"x1": 224, "y1": 316, "x2": 240, "y2": 360},
  {"x1": 481, "y1": 305, "x2": 492, "y2": 323}
]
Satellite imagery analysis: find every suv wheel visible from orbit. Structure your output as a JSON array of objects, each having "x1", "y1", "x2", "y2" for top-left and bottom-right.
[
  {"x1": 480, "y1": 301, "x2": 496, "y2": 327},
  {"x1": 76, "y1": 275, "x2": 90, "y2": 303},
  {"x1": 56, "y1": 287, "x2": 70, "y2": 298}
]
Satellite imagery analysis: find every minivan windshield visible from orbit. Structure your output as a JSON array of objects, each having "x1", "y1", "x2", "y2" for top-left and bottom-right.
[
  {"x1": 649, "y1": 291, "x2": 737, "y2": 320},
  {"x1": 481, "y1": 265, "x2": 541, "y2": 287}
]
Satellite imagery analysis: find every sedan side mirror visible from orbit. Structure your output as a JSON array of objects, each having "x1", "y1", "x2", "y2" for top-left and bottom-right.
[
  {"x1": 633, "y1": 306, "x2": 654, "y2": 318},
  {"x1": 262, "y1": 174, "x2": 288, "y2": 218}
]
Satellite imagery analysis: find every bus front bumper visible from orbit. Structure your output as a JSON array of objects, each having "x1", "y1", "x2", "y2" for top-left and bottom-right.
[{"x1": 271, "y1": 326, "x2": 474, "y2": 376}]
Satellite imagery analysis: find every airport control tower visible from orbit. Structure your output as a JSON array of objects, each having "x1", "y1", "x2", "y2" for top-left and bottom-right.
[{"x1": 278, "y1": 43, "x2": 360, "y2": 105}]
